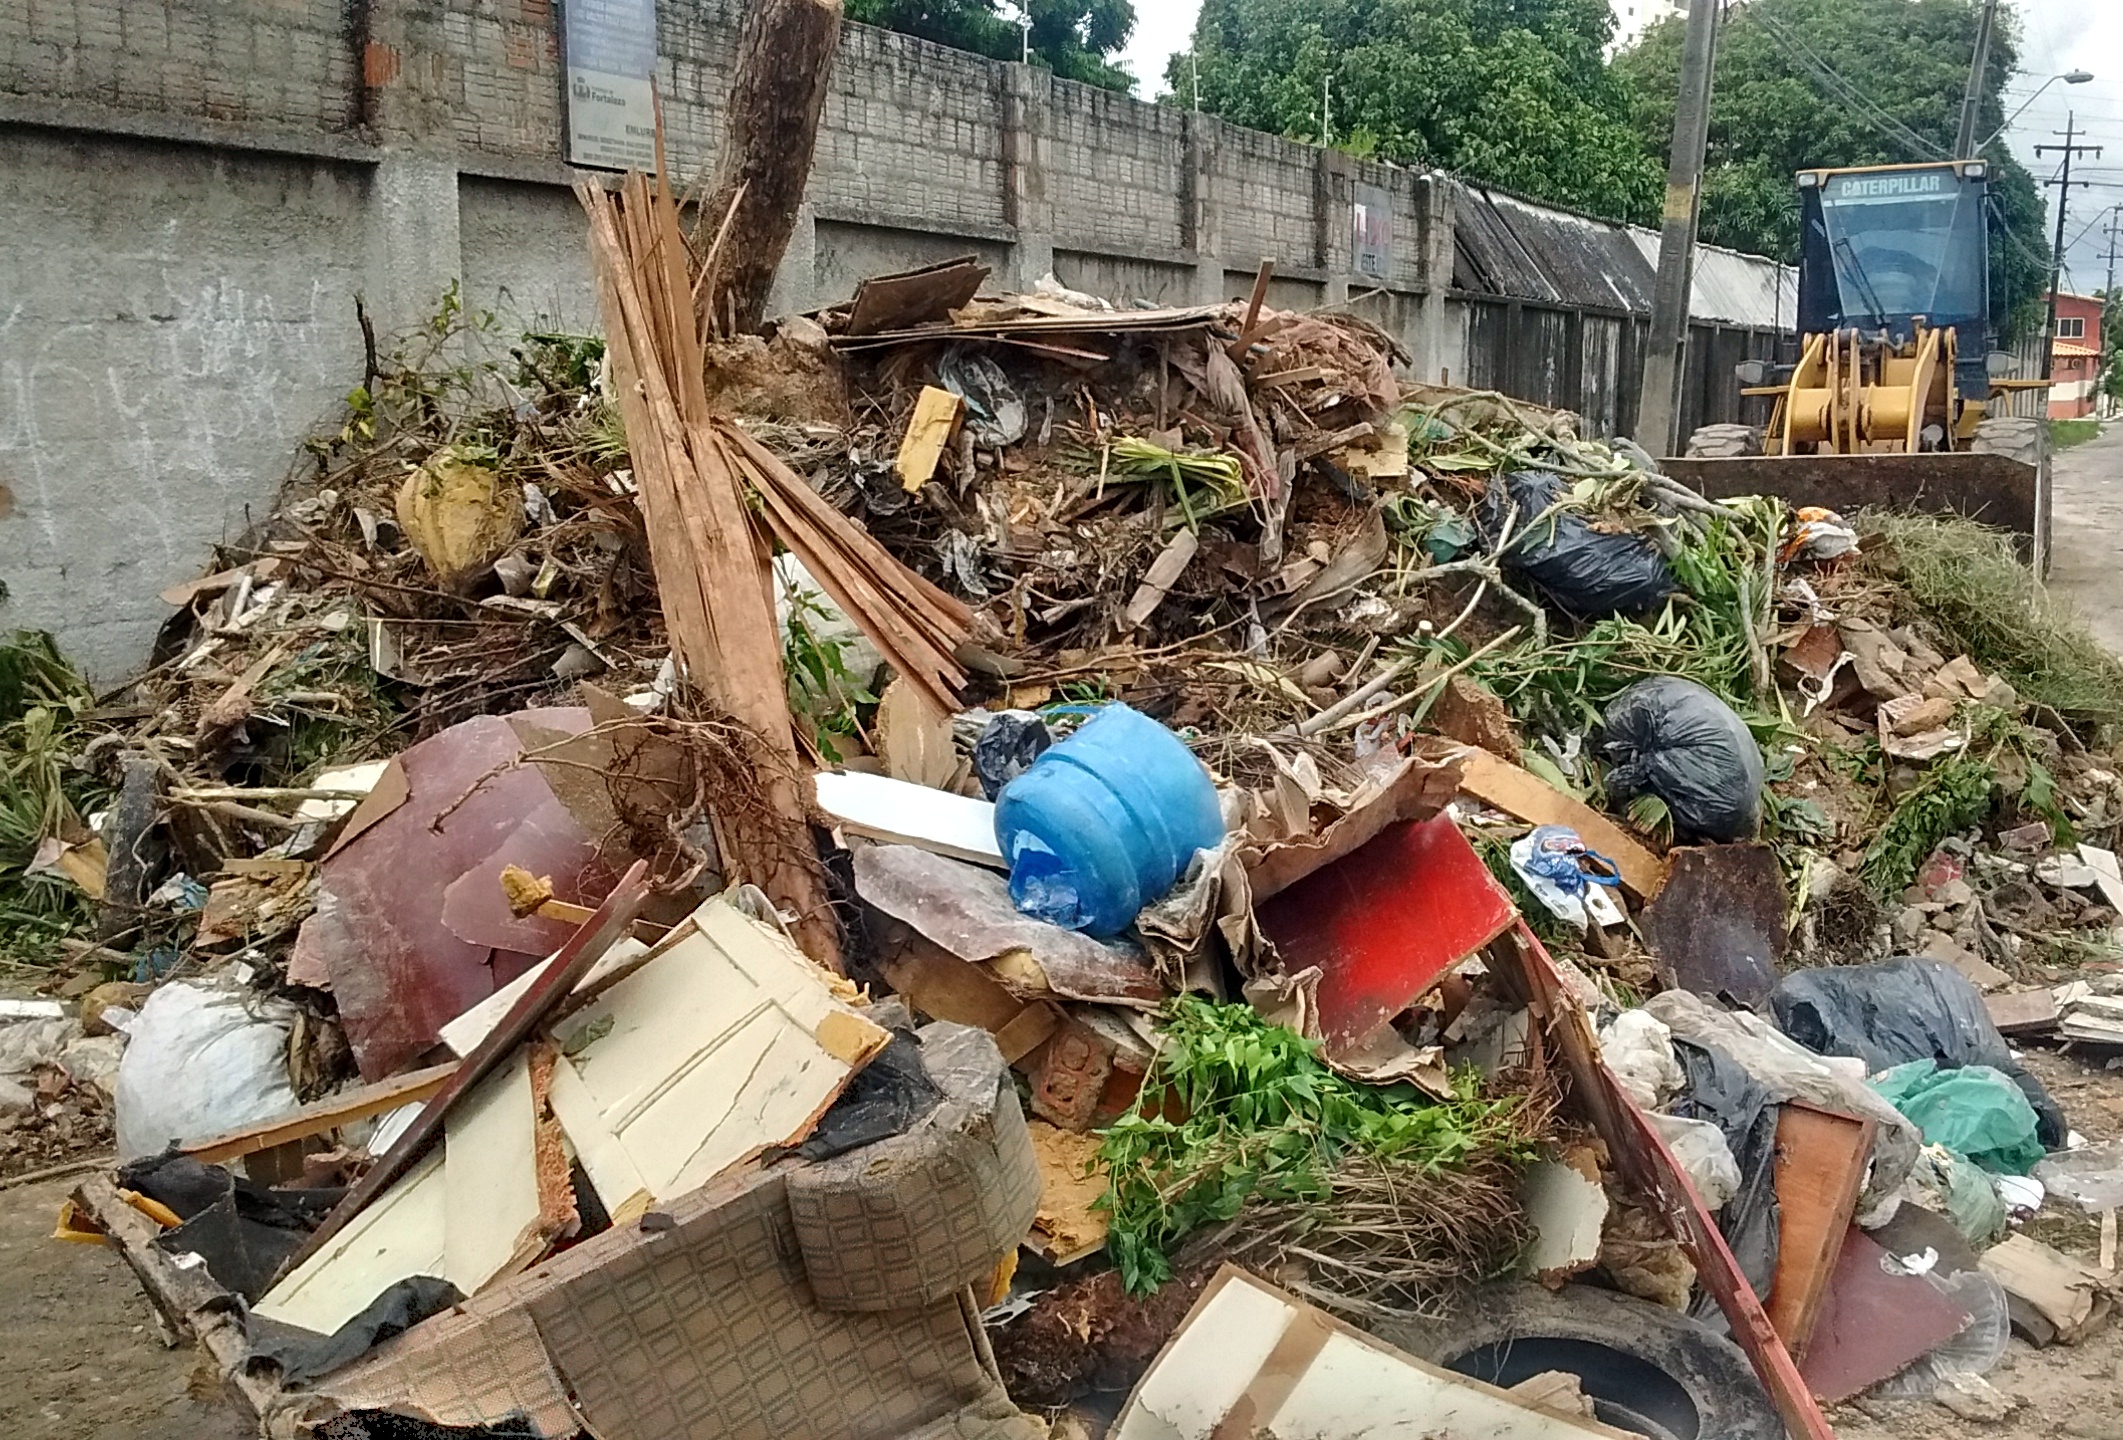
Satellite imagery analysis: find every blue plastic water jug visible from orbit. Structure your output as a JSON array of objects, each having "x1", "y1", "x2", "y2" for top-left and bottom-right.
[{"x1": 993, "y1": 704, "x2": 1226, "y2": 937}]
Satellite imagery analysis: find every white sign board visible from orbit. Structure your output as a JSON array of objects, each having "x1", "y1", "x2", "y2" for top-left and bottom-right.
[
  {"x1": 1352, "y1": 183, "x2": 1393, "y2": 282},
  {"x1": 564, "y1": 0, "x2": 659, "y2": 172}
]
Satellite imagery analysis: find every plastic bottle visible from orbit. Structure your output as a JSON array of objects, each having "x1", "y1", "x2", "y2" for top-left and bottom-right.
[{"x1": 993, "y1": 704, "x2": 1225, "y2": 937}]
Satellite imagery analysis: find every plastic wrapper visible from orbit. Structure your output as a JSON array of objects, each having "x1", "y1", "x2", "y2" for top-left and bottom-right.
[
  {"x1": 1511, "y1": 825, "x2": 1625, "y2": 930},
  {"x1": 1870, "y1": 1269, "x2": 2012, "y2": 1398},
  {"x1": 1871, "y1": 1060, "x2": 2045, "y2": 1176},
  {"x1": 1600, "y1": 676, "x2": 1765, "y2": 842},
  {"x1": 1648, "y1": 989, "x2": 1919, "y2": 1222},
  {"x1": 1773, "y1": 957, "x2": 2066, "y2": 1150},
  {"x1": 2034, "y1": 1139, "x2": 2123, "y2": 1214},
  {"x1": 1900, "y1": 1143, "x2": 2009, "y2": 1249},
  {"x1": 1649, "y1": 1111, "x2": 1744, "y2": 1211},
  {"x1": 1670, "y1": 1038, "x2": 1780, "y2": 1303},
  {"x1": 1481, "y1": 470, "x2": 1675, "y2": 616},
  {"x1": 1600, "y1": 1009, "x2": 1682, "y2": 1109},
  {"x1": 974, "y1": 710, "x2": 1052, "y2": 800}
]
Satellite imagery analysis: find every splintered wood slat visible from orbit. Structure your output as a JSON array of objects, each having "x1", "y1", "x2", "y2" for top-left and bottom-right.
[
  {"x1": 721, "y1": 420, "x2": 974, "y2": 634},
  {"x1": 181, "y1": 1062, "x2": 458, "y2": 1164},
  {"x1": 580, "y1": 179, "x2": 842, "y2": 968},
  {"x1": 1765, "y1": 1102, "x2": 1877, "y2": 1360},
  {"x1": 719, "y1": 422, "x2": 970, "y2": 711}
]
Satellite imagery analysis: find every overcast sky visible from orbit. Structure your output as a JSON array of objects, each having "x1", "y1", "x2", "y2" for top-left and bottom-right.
[
  {"x1": 1999, "y1": 0, "x2": 2123, "y2": 291},
  {"x1": 1115, "y1": 0, "x2": 2122, "y2": 286},
  {"x1": 1119, "y1": 2, "x2": 1201, "y2": 99}
]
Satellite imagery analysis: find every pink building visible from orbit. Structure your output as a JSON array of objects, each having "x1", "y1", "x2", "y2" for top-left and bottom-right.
[{"x1": 2050, "y1": 291, "x2": 2105, "y2": 420}]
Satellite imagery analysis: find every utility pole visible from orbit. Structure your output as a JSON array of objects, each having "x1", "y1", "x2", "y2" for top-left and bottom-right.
[
  {"x1": 2035, "y1": 114, "x2": 2102, "y2": 383},
  {"x1": 2105, "y1": 208, "x2": 2121, "y2": 416},
  {"x1": 1953, "y1": 0, "x2": 1999, "y2": 157},
  {"x1": 1635, "y1": 0, "x2": 1724, "y2": 455},
  {"x1": 2105, "y1": 206, "x2": 2121, "y2": 304},
  {"x1": 1321, "y1": 73, "x2": 1332, "y2": 148}
]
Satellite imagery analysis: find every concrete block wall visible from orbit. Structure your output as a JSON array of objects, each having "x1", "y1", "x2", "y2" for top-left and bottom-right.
[
  {"x1": 0, "y1": 0, "x2": 356, "y2": 134},
  {"x1": 0, "y1": 0, "x2": 1768, "y2": 681},
  {"x1": 1046, "y1": 78, "x2": 1188, "y2": 260},
  {"x1": 0, "y1": 128, "x2": 369, "y2": 677}
]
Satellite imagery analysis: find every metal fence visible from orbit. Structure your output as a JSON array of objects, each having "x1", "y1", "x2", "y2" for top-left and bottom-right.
[{"x1": 1455, "y1": 296, "x2": 1783, "y2": 443}]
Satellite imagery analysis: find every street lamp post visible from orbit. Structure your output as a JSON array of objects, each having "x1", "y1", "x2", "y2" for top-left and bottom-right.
[{"x1": 1979, "y1": 69, "x2": 2094, "y2": 152}]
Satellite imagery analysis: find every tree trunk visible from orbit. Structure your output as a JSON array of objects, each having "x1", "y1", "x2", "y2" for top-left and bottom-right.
[{"x1": 699, "y1": 0, "x2": 842, "y2": 336}]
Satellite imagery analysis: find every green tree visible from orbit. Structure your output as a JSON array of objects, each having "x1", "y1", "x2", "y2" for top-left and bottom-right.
[
  {"x1": 1612, "y1": 0, "x2": 2050, "y2": 341},
  {"x1": 1167, "y1": 0, "x2": 1663, "y2": 223},
  {"x1": 846, "y1": 0, "x2": 1137, "y2": 91}
]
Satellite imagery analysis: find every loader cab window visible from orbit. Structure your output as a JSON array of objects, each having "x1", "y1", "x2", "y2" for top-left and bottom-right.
[{"x1": 1798, "y1": 167, "x2": 1989, "y2": 343}]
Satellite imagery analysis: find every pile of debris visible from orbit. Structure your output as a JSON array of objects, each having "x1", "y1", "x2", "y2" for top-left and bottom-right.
[{"x1": 10, "y1": 161, "x2": 2123, "y2": 1440}]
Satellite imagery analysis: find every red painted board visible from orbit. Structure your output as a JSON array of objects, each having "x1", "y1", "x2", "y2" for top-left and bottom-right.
[
  {"x1": 1798, "y1": 1227, "x2": 1971, "y2": 1404},
  {"x1": 1513, "y1": 921, "x2": 1838, "y2": 1440},
  {"x1": 1255, "y1": 816, "x2": 1516, "y2": 1057}
]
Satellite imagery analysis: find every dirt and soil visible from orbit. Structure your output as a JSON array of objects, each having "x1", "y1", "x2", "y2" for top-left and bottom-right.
[
  {"x1": 0, "y1": 1174, "x2": 244, "y2": 1440},
  {"x1": 2047, "y1": 421, "x2": 2123, "y2": 660}
]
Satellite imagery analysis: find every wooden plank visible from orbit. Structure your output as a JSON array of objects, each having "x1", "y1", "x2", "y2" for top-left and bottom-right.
[
  {"x1": 272, "y1": 861, "x2": 651, "y2": 1284},
  {"x1": 1766, "y1": 1102, "x2": 1877, "y2": 1360},
  {"x1": 894, "y1": 385, "x2": 964, "y2": 492},
  {"x1": 73, "y1": 1178, "x2": 283, "y2": 1427},
  {"x1": 442, "y1": 1048, "x2": 544, "y2": 1298},
  {"x1": 1227, "y1": 258, "x2": 1275, "y2": 361},
  {"x1": 846, "y1": 256, "x2": 990, "y2": 336},
  {"x1": 1453, "y1": 748, "x2": 1667, "y2": 901},
  {"x1": 182, "y1": 1062, "x2": 459, "y2": 1164}
]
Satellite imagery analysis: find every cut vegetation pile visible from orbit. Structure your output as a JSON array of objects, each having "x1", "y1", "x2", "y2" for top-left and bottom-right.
[{"x1": 1865, "y1": 509, "x2": 2123, "y2": 730}]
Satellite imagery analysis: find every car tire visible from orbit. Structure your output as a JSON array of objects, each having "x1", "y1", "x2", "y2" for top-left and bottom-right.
[{"x1": 1375, "y1": 1281, "x2": 1785, "y2": 1440}]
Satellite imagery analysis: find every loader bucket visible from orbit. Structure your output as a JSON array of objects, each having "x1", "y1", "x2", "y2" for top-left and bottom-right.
[{"x1": 1662, "y1": 452, "x2": 2050, "y2": 575}]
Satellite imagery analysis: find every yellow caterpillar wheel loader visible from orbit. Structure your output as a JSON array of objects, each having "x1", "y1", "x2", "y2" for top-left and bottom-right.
[{"x1": 1664, "y1": 160, "x2": 2054, "y2": 572}]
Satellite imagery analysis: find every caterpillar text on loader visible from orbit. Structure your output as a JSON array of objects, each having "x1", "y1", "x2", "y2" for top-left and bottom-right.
[{"x1": 1662, "y1": 160, "x2": 2054, "y2": 572}]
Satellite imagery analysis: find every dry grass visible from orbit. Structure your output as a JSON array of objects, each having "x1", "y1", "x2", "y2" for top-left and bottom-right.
[{"x1": 1862, "y1": 510, "x2": 2123, "y2": 730}]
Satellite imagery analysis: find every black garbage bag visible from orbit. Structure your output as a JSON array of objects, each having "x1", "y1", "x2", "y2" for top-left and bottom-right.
[
  {"x1": 1601, "y1": 676, "x2": 1764, "y2": 842},
  {"x1": 117, "y1": 1152, "x2": 341, "y2": 1301},
  {"x1": 1670, "y1": 1040, "x2": 1780, "y2": 1311},
  {"x1": 1773, "y1": 956, "x2": 2066, "y2": 1150},
  {"x1": 250, "y1": 1275, "x2": 464, "y2": 1385},
  {"x1": 797, "y1": 1029, "x2": 943, "y2": 1160},
  {"x1": 975, "y1": 710, "x2": 1052, "y2": 800},
  {"x1": 1481, "y1": 470, "x2": 1675, "y2": 617}
]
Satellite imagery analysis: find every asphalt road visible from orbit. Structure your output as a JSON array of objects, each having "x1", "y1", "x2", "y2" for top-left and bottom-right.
[{"x1": 2048, "y1": 422, "x2": 2123, "y2": 657}]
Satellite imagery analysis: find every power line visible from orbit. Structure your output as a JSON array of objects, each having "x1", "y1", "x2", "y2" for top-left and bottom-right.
[
  {"x1": 1750, "y1": 9, "x2": 1948, "y2": 161},
  {"x1": 2035, "y1": 114, "x2": 2103, "y2": 378}
]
